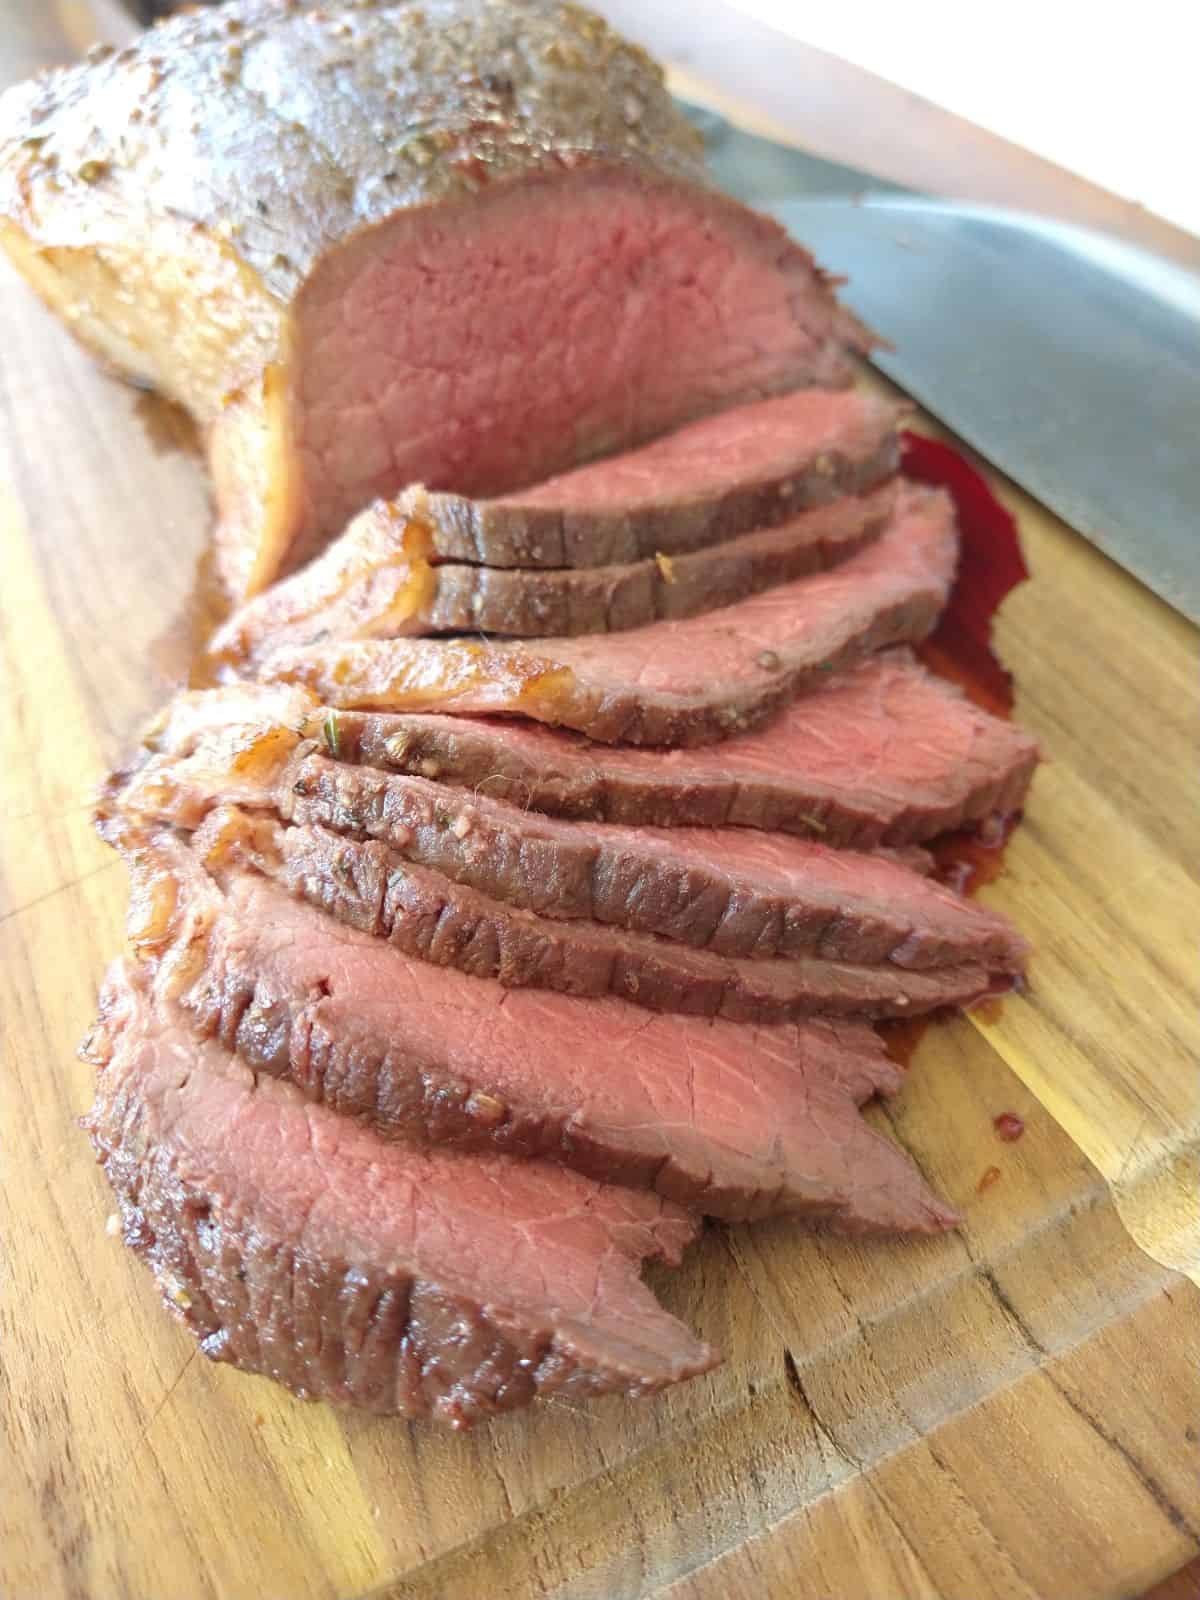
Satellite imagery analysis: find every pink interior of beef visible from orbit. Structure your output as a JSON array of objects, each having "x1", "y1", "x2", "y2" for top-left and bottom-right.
[
  {"x1": 628, "y1": 654, "x2": 1033, "y2": 797},
  {"x1": 231, "y1": 874, "x2": 895, "y2": 1113},
  {"x1": 292, "y1": 169, "x2": 853, "y2": 559},
  {"x1": 532, "y1": 486, "x2": 955, "y2": 690},
  {"x1": 219, "y1": 878, "x2": 952, "y2": 1229},
  {"x1": 111, "y1": 988, "x2": 699, "y2": 1358},
  {"x1": 496, "y1": 388, "x2": 892, "y2": 512},
  {"x1": 590, "y1": 822, "x2": 1026, "y2": 965}
]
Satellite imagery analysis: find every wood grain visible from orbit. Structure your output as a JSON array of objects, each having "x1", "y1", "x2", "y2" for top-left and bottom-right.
[
  {"x1": 2, "y1": 5, "x2": 1197, "y2": 1599},
  {"x1": 1144, "y1": 1556, "x2": 1200, "y2": 1600}
]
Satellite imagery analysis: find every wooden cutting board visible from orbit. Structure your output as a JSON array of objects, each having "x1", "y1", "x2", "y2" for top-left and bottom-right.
[{"x1": 2, "y1": 7, "x2": 1197, "y2": 1598}]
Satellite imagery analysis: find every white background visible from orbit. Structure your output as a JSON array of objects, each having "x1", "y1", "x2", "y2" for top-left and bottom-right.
[{"x1": 721, "y1": 0, "x2": 1198, "y2": 238}]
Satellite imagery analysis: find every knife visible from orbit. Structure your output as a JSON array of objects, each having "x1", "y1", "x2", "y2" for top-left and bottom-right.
[{"x1": 684, "y1": 103, "x2": 1200, "y2": 622}]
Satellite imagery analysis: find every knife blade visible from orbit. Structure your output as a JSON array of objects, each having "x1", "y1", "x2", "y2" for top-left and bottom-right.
[{"x1": 681, "y1": 102, "x2": 1200, "y2": 622}]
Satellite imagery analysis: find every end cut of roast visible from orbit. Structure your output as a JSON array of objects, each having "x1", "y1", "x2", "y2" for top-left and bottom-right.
[
  {"x1": 82, "y1": 960, "x2": 716, "y2": 1426},
  {"x1": 0, "y1": 0, "x2": 873, "y2": 595},
  {"x1": 258, "y1": 484, "x2": 959, "y2": 743}
]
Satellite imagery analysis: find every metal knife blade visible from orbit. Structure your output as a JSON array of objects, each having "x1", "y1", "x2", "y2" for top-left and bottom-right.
[
  {"x1": 769, "y1": 196, "x2": 1200, "y2": 622},
  {"x1": 678, "y1": 103, "x2": 1200, "y2": 621}
]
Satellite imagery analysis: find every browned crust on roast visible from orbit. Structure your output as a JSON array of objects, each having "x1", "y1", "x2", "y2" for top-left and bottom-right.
[
  {"x1": 0, "y1": 0, "x2": 875, "y2": 600},
  {"x1": 423, "y1": 490, "x2": 886, "y2": 633},
  {"x1": 0, "y1": 3, "x2": 700, "y2": 364}
]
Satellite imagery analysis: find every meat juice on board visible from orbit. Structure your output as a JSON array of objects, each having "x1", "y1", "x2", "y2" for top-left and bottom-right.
[{"x1": 883, "y1": 431, "x2": 1032, "y2": 1073}]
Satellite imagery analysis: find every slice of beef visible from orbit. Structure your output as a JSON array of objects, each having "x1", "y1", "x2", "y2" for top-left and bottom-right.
[
  {"x1": 333, "y1": 650, "x2": 1039, "y2": 847},
  {"x1": 258, "y1": 484, "x2": 958, "y2": 744},
  {"x1": 187, "y1": 805, "x2": 993, "y2": 1020},
  {"x1": 373, "y1": 389, "x2": 903, "y2": 569},
  {"x1": 82, "y1": 961, "x2": 715, "y2": 1425},
  {"x1": 113, "y1": 706, "x2": 1025, "y2": 973},
  {"x1": 212, "y1": 484, "x2": 896, "y2": 667},
  {"x1": 0, "y1": 1, "x2": 872, "y2": 596},
  {"x1": 114, "y1": 819, "x2": 958, "y2": 1228}
]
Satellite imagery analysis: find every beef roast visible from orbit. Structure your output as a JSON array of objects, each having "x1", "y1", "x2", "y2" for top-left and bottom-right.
[
  {"x1": 0, "y1": 0, "x2": 872, "y2": 595},
  {"x1": 114, "y1": 704, "x2": 1025, "y2": 973},
  {"x1": 341, "y1": 389, "x2": 904, "y2": 571},
  {"x1": 212, "y1": 483, "x2": 896, "y2": 665},
  {"x1": 115, "y1": 819, "x2": 958, "y2": 1227},
  {"x1": 186, "y1": 805, "x2": 995, "y2": 1020},
  {"x1": 83, "y1": 961, "x2": 715, "y2": 1425},
  {"x1": 258, "y1": 484, "x2": 958, "y2": 743},
  {"x1": 332, "y1": 651, "x2": 1039, "y2": 847}
]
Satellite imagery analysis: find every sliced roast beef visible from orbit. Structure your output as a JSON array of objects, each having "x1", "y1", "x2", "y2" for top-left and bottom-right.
[
  {"x1": 282, "y1": 767, "x2": 1022, "y2": 970},
  {"x1": 184, "y1": 805, "x2": 993, "y2": 1020},
  {"x1": 346, "y1": 389, "x2": 903, "y2": 571},
  {"x1": 139, "y1": 655, "x2": 1038, "y2": 850},
  {"x1": 114, "y1": 704, "x2": 1025, "y2": 972},
  {"x1": 333, "y1": 651, "x2": 1039, "y2": 846},
  {"x1": 258, "y1": 484, "x2": 958, "y2": 743},
  {"x1": 0, "y1": 0, "x2": 872, "y2": 596},
  {"x1": 82, "y1": 961, "x2": 715, "y2": 1425},
  {"x1": 212, "y1": 485, "x2": 896, "y2": 665},
  {"x1": 112, "y1": 819, "x2": 958, "y2": 1227}
]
